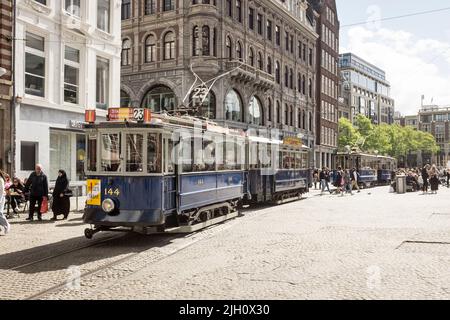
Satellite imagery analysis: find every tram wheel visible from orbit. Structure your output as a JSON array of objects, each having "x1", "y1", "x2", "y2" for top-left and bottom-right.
[{"x1": 84, "y1": 228, "x2": 94, "y2": 240}]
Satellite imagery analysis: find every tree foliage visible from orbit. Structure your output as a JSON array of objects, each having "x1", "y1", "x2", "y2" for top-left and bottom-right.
[{"x1": 338, "y1": 115, "x2": 439, "y2": 158}]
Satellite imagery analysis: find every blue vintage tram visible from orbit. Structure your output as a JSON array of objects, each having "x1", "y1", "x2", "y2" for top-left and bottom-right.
[
  {"x1": 334, "y1": 152, "x2": 397, "y2": 188},
  {"x1": 83, "y1": 111, "x2": 311, "y2": 238}
]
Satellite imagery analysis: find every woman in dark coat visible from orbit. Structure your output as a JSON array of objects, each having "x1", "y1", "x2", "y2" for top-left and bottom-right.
[
  {"x1": 51, "y1": 170, "x2": 71, "y2": 220},
  {"x1": 421, "y1": 165, "x2": 429, "y2": 194}
]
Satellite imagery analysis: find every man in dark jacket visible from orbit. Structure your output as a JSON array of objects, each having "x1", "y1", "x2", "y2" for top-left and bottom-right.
[{"x1": 24, "y1": 164, "x2": 49, "y2": 221}]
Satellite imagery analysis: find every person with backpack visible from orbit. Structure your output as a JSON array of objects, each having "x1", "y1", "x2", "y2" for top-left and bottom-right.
[{"x1": 351, "y1": 168, "x2": 361, "y2": 193}]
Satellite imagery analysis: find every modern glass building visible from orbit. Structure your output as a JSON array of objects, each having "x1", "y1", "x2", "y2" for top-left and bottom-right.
[{"x1": 339, "y1": 53, "x2": 395, "y2": 125}]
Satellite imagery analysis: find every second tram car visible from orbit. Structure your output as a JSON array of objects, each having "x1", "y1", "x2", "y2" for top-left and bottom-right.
[
  {"x1": 83, "y1": 112, "x2": 311, "y2": 238},
  {"x1": 334, "y1": 152, "x2": 397, "y2": 188}
]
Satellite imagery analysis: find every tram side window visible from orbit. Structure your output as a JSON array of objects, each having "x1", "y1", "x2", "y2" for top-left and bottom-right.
[
  {"x1": 87, "y1": 134, "x2": 97, "y2": 172},
  {"x1": 224, "y1": 139, "x2": 237, "y2": 170},
  {"x1": 126, "y1": 134, "x2": 144, "y2": 172},
  {"x1": 283, "y1": 152, "x2": 292, "y2": 169},
  {"x1": 249, "y1": 142, "x2": 258, "y2": 169},
  {"x1": 202, "y1": 138, "x2": 216, "y2": 172},
  {"x1": 259, "y1": 143, "x2": 271, "y2": 169},
  {"x1": 295, "y1": 153, "x2": 301, "y2": 169},
  {"x1": 101, "y1": 133, "x2": 121, "y2": 172},
  {"x1": 147, "y1": 133, "x2": 161, "y2": 173},
  {"x1": 167, "y1": 139, "x2": 174, "y2": 173},
  {"x1": 237, "y1": 138, "x2": 245, "y2": 170}
]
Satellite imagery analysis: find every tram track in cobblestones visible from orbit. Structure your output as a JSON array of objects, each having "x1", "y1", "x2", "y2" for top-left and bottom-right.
[
  {"x1": 10, "y1": 234, "x2": 128, "y2": 272},
  {"x1": 23, "y1": 205, "x2": 279, "y2": 300}
]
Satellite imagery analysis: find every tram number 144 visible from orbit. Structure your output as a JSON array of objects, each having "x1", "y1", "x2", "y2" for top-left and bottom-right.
[{"x1": 104, "y1": 188, "x2": 120, "y2": 197}]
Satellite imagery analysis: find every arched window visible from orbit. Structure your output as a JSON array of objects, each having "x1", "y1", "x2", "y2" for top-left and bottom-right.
[
  {"x1": 141, "y1": 85, "x2": 176, "y2": 113},
  {"x1": 121, "y1": 89, "x2": 131, "y2": 107},
  {"x1": 297, "y1": 73, "x2": 301, "y2": 93},
  {"x1": 257, "y1": 52, "x2": 263, "y2": 70},
  {"x1": 267, "y1": 56, "x2": 272, "y2": 74},
  {"x1": 267, "y1": 98, "x2": 272, "y2": 122},
  {"x1": 276, "y1": 101, "x2": 281, "y2": 124},
  {"x1": 302, "y1": 110, "x2": 306, "y2": 129},
  {"x1": 289, "y1": 105, "x2": 293, "y2": 126},
  {"x1": 275, "y1": 61, "x2": 280, "y2": 84},
  {"x1": 202, "y1": 26, "x2": 210, "y2": 56},
  {"x1": 249, "y1": 47, "x2": 254, "y2": 66},
  {"x1": 289, "y1": 68, "x2": 293, "y2": 89},
  {"x1": 298, "y1": 108, "x2": 301, "y2": 128},
  {"x1": 302, "y1": 75, "x2": 306, "y2": 95},
  {"x1": 163, "y1": 31, "x2": 175, "y2": 60},
  {"x1": 309, "y1": 111, "x2": 313, "y2": 131},
  {"x1": 236, "y1": 41, "x2": 242, "y2": 60},
  {"x1": 193, "y1": 26, "x2": 200, "y2": 56},
  {"x1": 248, "y1": 96, "x2": 263, "y2": 126},
  {"x1": 225, "y1": 89, "x2": 243, "y2": 122},
  {"x1": 145, "y1": 34, "x2": 156, "y2": 63},
  {"x1": 284, "y1": 66, "x2": 289, "y2": 87},
  {"x1": 308, "y1": 78, "x2": 313, "y2": 98},
  {"x1": 190, "y1": 91, "x2": 216, "y2": 119},
  {"x1": 226, "y1": 36, "x2": 232, "y2": 60},
  {"x1": 284, "y1": 103, "x2": 289, "y2": 125},
  {"x1": 121, "y1": 39, "x2": 131, "y2": 66},
  {"x1": 212, "y1": 28, "x2": 217, "y2": 56}
]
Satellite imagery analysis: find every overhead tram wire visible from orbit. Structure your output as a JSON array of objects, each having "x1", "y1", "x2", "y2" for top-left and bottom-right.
[{"x1": 341, "y1": 6, "x2": 450, "y2": 28}]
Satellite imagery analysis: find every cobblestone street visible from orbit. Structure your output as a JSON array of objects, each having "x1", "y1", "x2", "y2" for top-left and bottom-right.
[{"x1": 1, "y1": 186, "x2": 450, "y2": 300}]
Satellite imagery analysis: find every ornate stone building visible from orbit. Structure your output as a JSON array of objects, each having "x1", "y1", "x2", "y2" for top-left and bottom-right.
[
  {"x1": 121, "y1": 0, "x2": 318, "y2": 147},
  {"x1": 0, "y1": 0, "x2": 13, "y2": 173}
]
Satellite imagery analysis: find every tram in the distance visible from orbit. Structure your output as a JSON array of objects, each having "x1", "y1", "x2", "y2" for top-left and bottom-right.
[
  {"x1": 82, "y1": 109, "x2": 312, "y2": 239},
  {"x1": 334, "y1": 152, "x2": 397, "y2": 188}
]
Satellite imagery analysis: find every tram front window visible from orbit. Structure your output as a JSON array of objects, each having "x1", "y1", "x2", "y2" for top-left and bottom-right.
[
  {"x1": 101, "y1": 133, "x2": 121, "y2": 172},
  {"x1": 126, "y1": 134, "x2": 144, "y2": 172},
  {"x1": 87, "y1": 134, "x2": 97, "y2": 172},
  {"x1": 147, "y1": 133, "x2": 161, "y2": 173}
]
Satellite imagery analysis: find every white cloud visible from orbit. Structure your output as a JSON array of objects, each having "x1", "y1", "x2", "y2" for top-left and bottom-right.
[{"x1": 343, "y1": 26, "x2": 450, "y2": 115}]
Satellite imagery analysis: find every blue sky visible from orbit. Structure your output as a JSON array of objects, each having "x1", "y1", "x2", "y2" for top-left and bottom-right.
[{"x1": 336, "y1": 0, "x2": 450, "y2": 114}]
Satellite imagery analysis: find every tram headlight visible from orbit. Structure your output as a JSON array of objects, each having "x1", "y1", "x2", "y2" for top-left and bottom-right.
[{"x1": 102, "y1": 198, "x2": 115, "y2": 213}]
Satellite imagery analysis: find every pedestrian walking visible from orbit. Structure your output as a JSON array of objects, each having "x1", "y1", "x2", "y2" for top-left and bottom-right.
[
  {"x1": 351, "y1": 168, "x2": 361, "y2": 193},
  {"x1": 24, "y1": 164, "x2": 49, "y2": 221},
  {"x1": 334, "y1": 167, "x2": 343, "y2": 196},
  {"x1": 343, "y1": 170, "x2": 353, "y2": 195},
  {"x1": 320, "y1": 167, "x2": 332, "y2": 194},
  {"x1": 421, "y1": 165, "x2": 429, "y2": 194},
  {"x1": 429, "y1": 165, "x2": 440, "y2": 194},
  {"x1": 313, "y1": 169, "x2": 319, "y2": 190},
  {"x1": 0, "y1": 170, "x2": 11, "y2": 235},
  {"x1": 51, "y1": 170, "x2": 71, "y2": 220}
]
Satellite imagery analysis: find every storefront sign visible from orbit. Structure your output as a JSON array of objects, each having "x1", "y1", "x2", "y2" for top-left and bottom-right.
[
  {"x1": 69, "y1": 120, "x2": 85, "y2": 129},
  {"x1": 283, "y1": 137, "x2": 303, "y2": 146}
]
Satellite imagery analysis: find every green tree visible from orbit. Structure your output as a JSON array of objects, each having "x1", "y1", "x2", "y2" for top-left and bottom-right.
[
  {"x1": 338, "y1": 117, "x2": 361, "y2": 150},
  {"x1": 338, "y1": 115, "x2": 439, "y2": 160}
]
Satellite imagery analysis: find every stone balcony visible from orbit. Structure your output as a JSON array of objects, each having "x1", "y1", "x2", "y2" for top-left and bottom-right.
[{"x1": 224, "y1": 61, "x2": 275, "y2": 91}]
